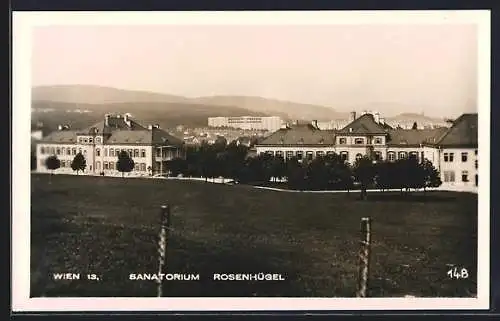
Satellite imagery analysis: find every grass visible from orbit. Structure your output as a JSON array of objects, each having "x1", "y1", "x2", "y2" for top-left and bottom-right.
[{"x1": 30, "y1": 173, "x2": 478, "y2": 297}]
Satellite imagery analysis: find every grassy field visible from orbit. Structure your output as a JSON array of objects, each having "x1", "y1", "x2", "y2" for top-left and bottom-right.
[{"x1": 30, "y1": 173, "x2": 478, "y2": 297}]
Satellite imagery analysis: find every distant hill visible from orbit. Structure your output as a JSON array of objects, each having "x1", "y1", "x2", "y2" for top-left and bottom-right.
[
  {"x1": 32, "y1": 85, "x2": 344, "y2": 122},
  {"x1": 192, "y1": 95, "x2": 347, "y2": 121},
  {"x1": 31, "y1": 100, "x2": 269, "y2": 132}
]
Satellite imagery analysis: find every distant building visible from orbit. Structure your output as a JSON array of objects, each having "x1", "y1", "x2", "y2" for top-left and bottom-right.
[
  {"x1": 36, "y1": 113, "x2": 185, "y2": 176},
  {"x1": 255, "y1": 112, "x2": 478, "y2": 191},
  {"x1": 208, "y1": 116, "x2": 284, "y2": 131}
]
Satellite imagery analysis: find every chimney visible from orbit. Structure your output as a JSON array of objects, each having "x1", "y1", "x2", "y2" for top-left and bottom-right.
[
  {"x1": 57, "y1": 124, "x2": 63, "y2": 131},
  {"x1": 105, "y1": 114, "x2": 110, "y2": 126},
  {"x1": 379, "y1": 117, "x2": 385, "y2": 125},
  {"x1": 374, "y1": 112, "x2": 380, "y2": 123},
  {"x1": 148, "y1": 125, "x2": 153, "y2": 130},
  {"x1": 311, "y1": 120, "x2": 318, "y2": 129},
  {"x1": 154, "y1": 124, "x2": 160, "y2": 129},
  {"x1": 349, "y1": 111, "x2": 356, "y2": 123}
]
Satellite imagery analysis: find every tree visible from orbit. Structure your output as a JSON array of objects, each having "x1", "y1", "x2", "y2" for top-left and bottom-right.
[
  {"x1": 306, "y1": 156, "x2": 329, "y2": 190},
  {"x1": 286, "y1": 157, "x2": 306, "y2": 190},
  {"x1": 353, "y1": 156, "x2": 376, "y2": 200},
  {"x1": 45, "y1": 155, "x2": 60, "y2": 176},
  {"x1": 412, "y1": 121, "x2": 418, "y2": 130},
  {"x1": 116, "y1": 150, "x2": 135, "y2": 178},
  {"x1": 421, "y1": 159, "x2": 442, "y2": 192},
  {"x1": 71, "y1": 152, "x2": 86, "y2": 175}
]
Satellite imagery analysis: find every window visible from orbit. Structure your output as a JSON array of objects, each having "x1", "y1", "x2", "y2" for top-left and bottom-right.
[
  {"x1": 141, "y1": 149, "x2": 146, "y2": 157},
  {"x1": 60, "y1": 160, "x2": 65, "y2": 167},
  {"x1": 354, "y1": 138, "x2": 364, "y2": 145},
  {"x1": 89, "y1": 137, "x2": 93, "y2": 144},
  {"x1": 78, "y1": 148, "x2": 82, "y2": 154},
  {"x1": 40, "y1": 147, "x2": 45, "y2": 154},
  {"x1": 61, "y1": 147, "x2": 65, "y2": 155},
  {"x1": 462, "y1": 170, "x2": 469, "y2": 182},
  {"x1": 461, "y1": 152, "x2": 468, "y2": 162},
  {"x1": 78, "y1": 137, "x2": 83, "y2": 143},
  {"x1": 50, "y1": 147, "x2": 55, "y2": 155},
  {"x1": 140, "y1": 163, "x2": 146, "y2": 171},
  {"x1": 276, "y1": 151, "x2": 283, "y2": 158},
  {"x1": 340, "y1": 151, "x2": 348, "y2": 162},
  {"x1": 104, "y1": 162, "x2": 109, "y2": 170},
  {"x1": 156, "y1": 149, "x2": 161, "y2": 157},
  {"x1": 134, "y1": 163, "x2": 139, "y2": 171},
  {"x1": 96, "y1": 137, "x2": 101, "y2": 143},
  {"x1": 72, "y1": 148, "x2": 76, "y2": 155},
  {"x1": 355, "y1": 153, "x2": 363, "y2": 161},
  {"x1": 84, "y1": 138, "x2": 88, "y2": 143},
  {"x1": 286, "y1": 151, "x2": 294, "y2": 159},
  {"x1": 306, "y1": 151, "x2": 313, "y2": 160},
  {"x1": 110, "y1": 148, "x2": 115, "y2": 157},
  {"x1": 374, "y1": 151, "x2": 382, "y2": 160},
  {"x1": 296, "y1": 151, "x2": 303, "y2": 159},
  {"x1": 374, "y1": 137, "x2": 383, "y2": 144},
  {"x1": 339, "y1": 137, "x2": 347, "y2": 144},
  {"x1": 104, "y1": 148, "x2": 108, "y2": 157},
  {"x1": 128, "y1": 149, "x2": 133, "y2": 157},
  {"x1": 409, "y1": 152, "x2": 418, "y2": 160},
  {"x1": 109, "y1": 161, "x2": 114, "y2": 170},
  {"x1": 67, "y1": 148, "x2": 71, "y2": 155},
  {"x1": 316, "y1": 151, "x2": 325, "y2": 157},
  {"x1": 96, "y1": 161, "x2": 101, "y2": 170},
  {"x1": 96, "y1": 148, "x2": 101, "y2": 157},
  {"x1": 475, "y1": 160, "x2": 478, "y2": 169},
  {"x1": 388, "y1": 152, "x2": 396, "y2": 162},
  {"x1": 444, "y1": 152, "x2": 454, "y2": 162},
  {"x1": 56, "y1": 148, "x2": 61, "y2": 155},
  {"x1": 398, "y1": 152, "x2": 407, "y2": 159},
  {"x1": 444, "y1": 170, "x2": 455, "y2": 182},
  {"x1": 475, "y1": 149, "x2": 478, "y2": 155},
  {"x1": 134, "y1": 149, "x2": 139, "y2": 157}
]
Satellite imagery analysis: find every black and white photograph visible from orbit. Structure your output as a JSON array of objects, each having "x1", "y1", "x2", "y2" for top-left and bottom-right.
[{"x1": 12, "y1": 10, "x2": 490, "y2": 311}]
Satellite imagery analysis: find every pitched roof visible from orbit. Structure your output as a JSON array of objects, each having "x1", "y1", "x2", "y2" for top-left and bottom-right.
[
  {"x1": 431, "y1": 113, "x2": 477, "y2": 147},
  {"x1": 257, "y1": 124, "x2": 336, "y2": 146},
  {"x1": 387, "y1": 128, "x2": 448, "y2": 147},
  {"x1": 338, "y1": 113, "x2": 388, "y2": 135},
  {"x1": 39, "y1": 115, "x2": 183, "y2": 146}
]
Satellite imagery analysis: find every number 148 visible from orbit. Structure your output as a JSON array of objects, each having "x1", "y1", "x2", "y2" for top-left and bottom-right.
[{"x1": 447, "y1": 267, "x2": 469, "y2": 279}]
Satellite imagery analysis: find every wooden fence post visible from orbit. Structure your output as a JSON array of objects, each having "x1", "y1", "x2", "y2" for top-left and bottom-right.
[
  {"x1": 157, "y1": 204, "x2": 170, "y2": 297},
  {"x1": 356, "y1": 217, "x2": 372, "y2": 297}
]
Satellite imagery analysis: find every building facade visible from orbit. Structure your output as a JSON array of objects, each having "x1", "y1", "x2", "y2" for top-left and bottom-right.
[
  {"x1": 208, "y1": 116, "x2": 284, "y2": 131},
  {"x1": 255, "y1": 112, "x2": 478, "y2": 191},
  {"x1": 36, "y1": 113, "x2": 185, "y2": 177}
]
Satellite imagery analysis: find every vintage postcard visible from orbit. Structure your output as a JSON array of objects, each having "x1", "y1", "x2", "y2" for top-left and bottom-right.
[{"x1": 12, "y1": 10, "x2": 491, "y2": 312}]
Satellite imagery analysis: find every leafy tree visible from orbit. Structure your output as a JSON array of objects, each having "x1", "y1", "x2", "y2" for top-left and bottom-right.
[
  {"x1": 286, "y1": 157, "x2": 307, "y2": 190},
  {"x1": 71, "y1": 152, "x2": 86, "y2": 175},
  {"x1": 166, "y1": 157, "x2": 186, "y2": 177},
  {"x1": 116, "y1": 150, "x2": 135, "y2": 178},
  {"x1": 421, "y1": 159, "x2": 442, "y2": 192},
  {"x1": 270, "y1": 156, "x2": 286, "y2": 183},
  {"x1": 412, "y1": 122, "x2": 418, "y2": 130},
  {"x1": 353, "y1": 156, "x2": 376, "y2": 200},
  {"x1": 306, "y1": 156, "x2": 329, "y2": 190},
  {"x1": 45, "y1": 155, "x2": 60, "y2": 175}
]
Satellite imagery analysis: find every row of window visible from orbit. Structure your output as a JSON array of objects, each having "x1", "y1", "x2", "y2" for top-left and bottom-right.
[
  {"x1": 443, "y1": 170, "x2": 477, "y2": 184},
  {"x1": 77, "y1": 136, "x2": 102, "y2": 144},
  {"x1": 338, "y1": 137, "x2": 383, "y2": 145},
  {"x1": 95, "y1": 161, "x2": 148, "y2": 171},
  {"x1": 262, "y1": 150, "x2": 418, "y2": 162},
  {"x1": 40, "y1": 146, "x2": 147, "y2": 158},
  {"x1": 444, "y1": 152, "x2": 473, "y2": 163}
]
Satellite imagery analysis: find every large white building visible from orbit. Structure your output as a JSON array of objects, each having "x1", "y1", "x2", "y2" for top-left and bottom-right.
[
  {"x1": 254, "y1": 112, "x2": 478, "y2": 191},
  {"x1": 36, "y1": 113, "x2": 185, "y2": 176},
  {"x1": 208, "y1": 116, "x2": 284, "y2": 131}
]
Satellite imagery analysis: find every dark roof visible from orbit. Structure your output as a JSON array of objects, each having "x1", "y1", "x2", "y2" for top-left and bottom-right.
[
  {"x1": 387, "y1": 128, "x2": 448, "y2": 147},
  {"x1": 39, "y1": 115, "x2": 183, "y2": 146},
  {"x1": 338, "y1": 113, "x2": 388, "y2": 135},
  {"x1": 430, "y1": 113, "x2": 478, "y2": 147},
  {"x1": 257, "y1": 124, "x2": 336, "y2": 146}
]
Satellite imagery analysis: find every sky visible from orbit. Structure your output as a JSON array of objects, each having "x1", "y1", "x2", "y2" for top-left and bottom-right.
[{"x1": 31, "y1": 23, "x2": 478, "y2": 118}]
